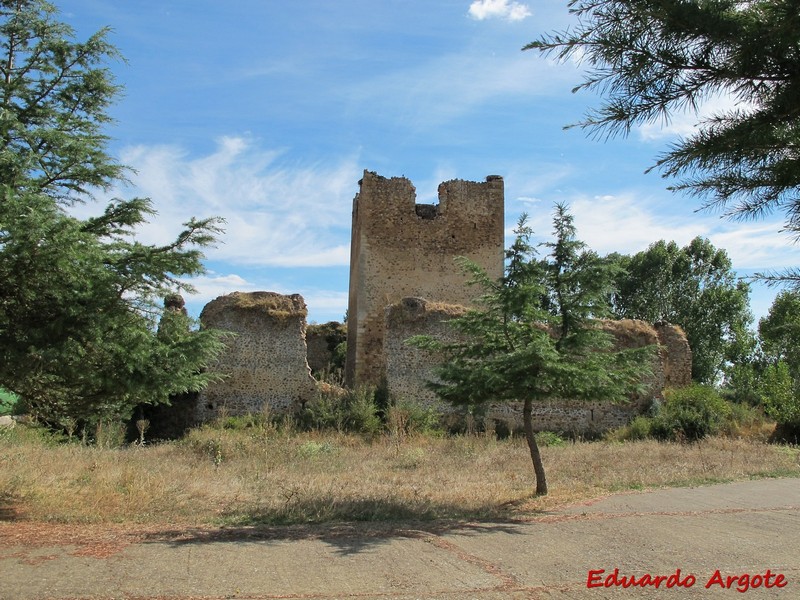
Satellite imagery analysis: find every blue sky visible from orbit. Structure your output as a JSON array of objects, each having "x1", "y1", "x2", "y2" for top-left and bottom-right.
[{"x1": 60, "y1": 0, "x2": 793, "y2": 325}]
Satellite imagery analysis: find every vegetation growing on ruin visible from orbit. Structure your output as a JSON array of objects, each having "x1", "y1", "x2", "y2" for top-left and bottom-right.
[{"x1": 201, "y1": 291, "x2": 309, "y2": 322}]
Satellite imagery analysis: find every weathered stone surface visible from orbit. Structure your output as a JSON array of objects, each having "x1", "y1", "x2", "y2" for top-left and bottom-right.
[
  {"x1": 383, "y1": 298, "x2": 692, "y2": 434},
  {"x1": 0, "y1": 415, "x2": 15, "y2": 428},
  {"x1": 306, "y1": 321, "x2": 346, "y2": 377},
  {"x1": 197, "y1": 291, "x2": 317, "y2": 421},
  {"x1": 655, "y1": 321, "x2": 693, "y2": 388},
  {"x1": 384, "y1": 297, "x2": 467, "y2": 410},
  {"x1": 345, "y1": 171, "x2": 504, "y2": 389}
]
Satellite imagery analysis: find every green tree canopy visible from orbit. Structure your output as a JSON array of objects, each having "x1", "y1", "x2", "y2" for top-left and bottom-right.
[
  {"x1": 759, "y1": 290, "x2": 800, "y2": 377},
  {"x1": 610, "y1": 237, "x2": 752, "y2": 383},
  {"x1": 0, "y1": 0, "x2": 225, "y2": 430},
  {"x1": 527, "y1": 0, "x2": 800, "y2": 282},
  {"x1": 754, "y1": 290, "x2": 800, "y2": 435},
  {"x1": 412, "y1": 205, "x2": 653, "y2": 495}
]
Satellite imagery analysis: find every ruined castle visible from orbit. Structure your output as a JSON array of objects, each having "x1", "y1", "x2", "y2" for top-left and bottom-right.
[
  {"x1": 346, "y1": 171, "x2": 505, "y2": 389},
  {"x1": 195, "y1": 170, "x2": 691, "y2": 433}
]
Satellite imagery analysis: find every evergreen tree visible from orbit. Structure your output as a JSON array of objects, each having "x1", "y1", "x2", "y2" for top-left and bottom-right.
[
  {"x1": 412, "y1": 205, "x2": 653, "y2": 495},
  {"x1": 527, "y1": 0, "x2": 800, "y2": 283},
  {"x1": 0, "y1": 0, "x2": 225, "y2": 430}
]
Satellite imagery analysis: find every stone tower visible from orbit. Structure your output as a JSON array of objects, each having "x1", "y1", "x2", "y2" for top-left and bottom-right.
[{"x1": 345, "y1": 170, "x2": 504, "y2": 388}]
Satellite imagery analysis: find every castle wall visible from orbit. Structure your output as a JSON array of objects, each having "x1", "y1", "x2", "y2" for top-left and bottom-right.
[
  {"x1": 655, "y1": 322, "x2": 693, "y2": 388},
  {"x1": 197, "y1": 291, "x2": 317, "y2": 421},
  {"x1": 306, "y1": 321, "x2": 347, "y2": 377},
  {"x1": 384, "y1": 297, "x2": 692, "y2": 434},
  {"x1": 346, "y1": 171, "x2": 504, "y2": 389}
]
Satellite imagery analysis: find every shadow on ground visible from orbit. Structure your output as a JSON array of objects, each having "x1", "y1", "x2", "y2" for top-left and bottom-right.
[
  {"x1": 137, "y1": 512, "x2": 535, "y2": 557},
  {"x1": 0, "y1": 493, "x2": 20, "y2": 521}
]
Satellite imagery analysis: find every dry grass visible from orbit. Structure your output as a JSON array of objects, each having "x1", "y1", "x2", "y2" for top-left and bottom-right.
[{"x1": 1, "y1": 424, "x2": 798, "y2": 527}]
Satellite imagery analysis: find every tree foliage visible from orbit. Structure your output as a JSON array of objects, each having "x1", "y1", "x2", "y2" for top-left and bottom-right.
[
  {"x1": 609, "y1": 237, "x2": 752, "y2": 383},
  {"x1": 0, "y1": 0, "x2": 225, "y2": 430},
  {"x1": 755, "y1": 291, "x2": 800, "y2": 435},
  {"x1": 527, "y1": 0, "x2": 800, "y2": 282},
  {"x1": 759, "y1": 290, "x2": 800, "y2": 378},
  {"x1": 411, "y1": 205, "x2": 654, "y2": 495}
]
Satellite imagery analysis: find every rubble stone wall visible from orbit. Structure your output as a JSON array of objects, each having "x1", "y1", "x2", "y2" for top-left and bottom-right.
[
  {"x1": 345, "y1": 171, "x2": 504, "y2": 389},
  {"x1": 197, "y1": 292, "x2": 317, "y2": 421},
  {"x1": 384, "y1": 297, "x2": 692, "y2": 434}
]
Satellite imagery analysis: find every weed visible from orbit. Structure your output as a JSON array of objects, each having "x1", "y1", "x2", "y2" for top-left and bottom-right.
[
  {"x1": 536, "y1": 431, "x2": 567, "y2": 447},
  {"x1": 297, "y1": 440, "x2": 337, "y2": 458},
  {"x1": 1, "y1": 423, "x2": 798, "y2": 526},
  {"x1": 0, "y1": 387, "x2": 19, "y2": 416}
]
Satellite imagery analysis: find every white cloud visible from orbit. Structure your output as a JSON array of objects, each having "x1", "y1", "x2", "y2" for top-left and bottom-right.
[
  {"x1": 707, "y1": 223, "x2": 797, "y2": 270},
  {"x1": 511, "y1": 190, "x2": 793, "y2": 272},
  {"x1": 85, "y1": 136, "x2": 362, "y2": 268},
  {"x1": 300, "y1": 290, "x2": 349, "y2": 323},
  {"x1": 558, "y1": 193, "x2": 704, "y2": 255},
  {"x1": 637, "y1": 92, "x2": 756, "y2": 142},
  {"x1": 348, "y1": 51, "x2": 571, "y2": 131},
  {"x1": 183, "y1": 273, "x2": 257, "y2": 306},
  {"x1": 468, "y1": 0, "x2": 531, "y2": 21}
]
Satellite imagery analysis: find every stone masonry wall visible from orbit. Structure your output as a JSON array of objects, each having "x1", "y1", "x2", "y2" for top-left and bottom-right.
[
  {"x1": 384, "y1": 297, "x2": 467, "y2": 409},
  {"x1": 346, "y1": 170, "x2": 504, "y2": 389},
  {"x1": 655, "y1": 322, "x2": 693, "y2": 388},
  {"x1": 384, "y1": 297, "x2": 692, "y2": 435},
  {"x1": 197, "y1": 291, "x2": 317, "y2": 421},
  {"x1": 306, "y1": 321, "x2": 347, "y2": 376}
]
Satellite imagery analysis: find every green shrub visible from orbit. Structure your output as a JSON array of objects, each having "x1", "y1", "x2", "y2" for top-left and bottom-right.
[
  {"x1": 719, "y1": 400, "x2": 768, "y2": 437},
  {"x1": 760, "y1": 362, "x2": 800, "y2": 428},
  {"x1": 0, "y1": 388, "x2": 19, "y2": 416},
  {"x1": 535, "y1": 430, "x2": 567, "y2": 447},
  {"x1": 299, "y1": 387, "x2": 381, "y2": 436},
  {"x1": 387, "y1": 401, "x2": 443, "y2": 437},
  {"x1": 651, "y1": 384, "x2": 731, "y2": 442},
  {"x1": 605, "y1": 415, "x2": 654, "y2": 442},
  {"x1": 0, "y1": 419, "x2": 66, "y2": 445}
]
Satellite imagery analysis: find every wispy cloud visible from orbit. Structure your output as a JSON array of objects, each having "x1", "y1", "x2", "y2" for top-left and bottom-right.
[
  {"x1": 348, "y1": 51, "x2": 570, "y2": 131},
  {"x1": 468, "y1": 0, "x2": 532, "y2": 21},
  {"x1": 637, "y1": 92, "x2": 755, "y2": 142},
  {"x1": 87, "y1": 136, "x2": 361, "y2": 268},
  {"x1": 511, "y1": 189, "x2": 793, "y2": 271}
]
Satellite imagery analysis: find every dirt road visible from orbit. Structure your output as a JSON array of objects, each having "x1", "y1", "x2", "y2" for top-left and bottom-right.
[{"x1": 1, "y1": 478, "x2": 798, "y2": 599}]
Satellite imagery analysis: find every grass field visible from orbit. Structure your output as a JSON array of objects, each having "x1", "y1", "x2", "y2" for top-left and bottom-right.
[{"x1": 1, "y1": 421, "x2": 798, "y2": 526}]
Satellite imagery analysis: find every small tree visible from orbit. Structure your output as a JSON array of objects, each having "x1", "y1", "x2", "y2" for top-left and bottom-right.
[
  {"x1": 412, "y1": 205, "x2": 653, "y2": 495},
  {"x1": 759, "y1": 362, "x2": 800, "y2": 432}
]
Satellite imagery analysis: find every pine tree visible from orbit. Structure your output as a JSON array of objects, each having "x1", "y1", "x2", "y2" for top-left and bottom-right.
[
  {"x1": 0, "y1": 0, "x2": 225, "y2": 430},
  {"x1": 526, "y1": 0, "x2": 800, "y2": 283},
  {"x1": 411, "y1": 205, "x2": 653, "y2": 495}
]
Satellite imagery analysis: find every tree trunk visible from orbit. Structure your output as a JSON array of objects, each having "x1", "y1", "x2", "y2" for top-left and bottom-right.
[{"x1": 523, "y1": 397, "x2": 547, "y2": 495}]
